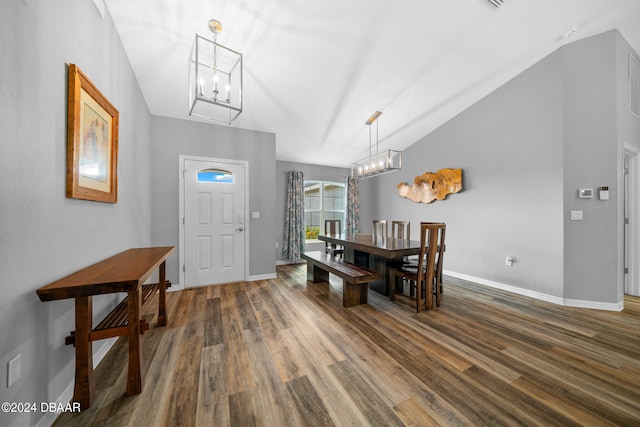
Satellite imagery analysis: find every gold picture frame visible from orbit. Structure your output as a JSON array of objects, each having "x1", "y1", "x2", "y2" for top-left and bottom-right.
[{"x1": 66, "y1": 64, "x2": 119, "y2": 203}]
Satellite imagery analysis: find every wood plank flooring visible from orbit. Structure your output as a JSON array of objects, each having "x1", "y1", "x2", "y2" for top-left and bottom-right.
[{"x1": 54, "y1": 264, "x2": 640, "y2": 426}]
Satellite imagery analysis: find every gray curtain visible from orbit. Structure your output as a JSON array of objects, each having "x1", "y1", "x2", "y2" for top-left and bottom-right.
[
  {"x1": 346, "y1": 176, "x2": 360, "y2": 235},
  {"x1": 282, "y1": 171, "x2": 305, "y2": 261}
]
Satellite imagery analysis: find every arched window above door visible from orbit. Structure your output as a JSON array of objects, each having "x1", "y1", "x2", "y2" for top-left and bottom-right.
[{"x1": 197, "y1": 168, "x2": 234, "y2": 183}]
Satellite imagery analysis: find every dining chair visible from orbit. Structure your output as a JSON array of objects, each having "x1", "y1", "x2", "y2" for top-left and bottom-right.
[
  {"x1": 391, "y1": 221, "x2": 410, "y2": 240},
  {"x1": 324, "y1": 219, "x2": 344, "y2": 258},
  {"x1": 427, "y1": 222, "x2": 446, "y2": 307},
  {"x1": 372, "y1": 220, "x2": 388, "y2": 238},
  {"x1": 391, "y1": 221, "x2": 414, "y2": 288},
  {"x1": 388, "y1": 222, "x2": 446, "y2": 312}
]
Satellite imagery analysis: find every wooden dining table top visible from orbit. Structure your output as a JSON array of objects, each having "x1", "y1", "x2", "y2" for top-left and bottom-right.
[{"x1": 318, "y1": 233, "x2": 421, "y2": 259}]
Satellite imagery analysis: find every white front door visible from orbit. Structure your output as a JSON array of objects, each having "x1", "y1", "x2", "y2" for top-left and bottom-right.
[{"x1": 183, "y1": 158, "x2": 246, "y2": 287}]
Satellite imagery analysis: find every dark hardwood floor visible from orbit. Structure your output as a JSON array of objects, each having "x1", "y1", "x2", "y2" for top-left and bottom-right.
[{"x1": 54, "y1": 264, "x2": 640, "y2": 426}]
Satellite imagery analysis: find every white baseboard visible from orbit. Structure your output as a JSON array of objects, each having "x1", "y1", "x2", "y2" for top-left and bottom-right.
[
  {"x1": 35, "y1": 338, "x2": 117, "y2": 427},
  {"x1": 444, "y1": 270, "x2": 623, "y2": 312},
  {"x1": 35, "y1": 381, "x2": 74, "y2": 427},
  {"x1": 248, "y1": 273, "x2": 277, "y2": 281},
  {"x1": 562, "y1": 298, "x2": 623, "y2": 311},
  {"x1": 177, "y1": 274, "x2": 278, "y2": 290},
  {"x1": 167, "y1": 283, "x2": 183, "y2": 292},
  {"x1": 275, "y1": 260, "x2": 306, "y2": 266}
]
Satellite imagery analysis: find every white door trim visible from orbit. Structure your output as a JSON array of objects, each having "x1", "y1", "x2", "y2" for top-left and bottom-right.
[
  {"x1": 178, "y1": 155, "x2": 250, "y2": 288},
  {"x1": 623, "y1": 143, "x2": 640, "y2": 297}
]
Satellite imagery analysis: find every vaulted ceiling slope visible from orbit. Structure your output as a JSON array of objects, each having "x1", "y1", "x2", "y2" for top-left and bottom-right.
[{"x1": 104, "y1": 0, "x2": 640, "y2": 167}]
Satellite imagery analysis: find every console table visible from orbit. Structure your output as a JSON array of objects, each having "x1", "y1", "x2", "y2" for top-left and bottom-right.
[{"x1": 36, "y1": 246, "x2": 175, "y2": 410}]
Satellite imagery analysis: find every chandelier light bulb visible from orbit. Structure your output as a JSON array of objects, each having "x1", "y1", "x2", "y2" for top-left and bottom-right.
[
  {"x1": 212, "y1": 73, "x2": 219, "y2": 99},
  {"x1": 198, "y1": 77, "x2": 204, "y2": 96}
]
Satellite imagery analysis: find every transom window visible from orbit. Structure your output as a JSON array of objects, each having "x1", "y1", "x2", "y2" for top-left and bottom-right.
[
  {"x1": 197, "y1": 168, "x2": 234, "y2": 183},
  {"x1": 304, "y1": 181, "x2": 345, "y2": 240}
]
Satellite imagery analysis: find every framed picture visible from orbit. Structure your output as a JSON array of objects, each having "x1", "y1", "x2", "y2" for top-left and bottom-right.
[{"x1": 66, "y1": 63, "x2": 119, "y2": 203}]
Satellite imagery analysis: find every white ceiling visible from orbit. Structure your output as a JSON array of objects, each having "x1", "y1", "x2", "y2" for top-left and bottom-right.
[{"x1": 103, "y1": 0, "x2": 640, "y2": 168}]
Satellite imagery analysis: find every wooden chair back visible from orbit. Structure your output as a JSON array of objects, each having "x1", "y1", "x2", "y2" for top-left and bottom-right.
[
  {"x1": 416, "y1": 222, "x2": 446, "y2": 310},
  {"x1": 324, "y1": 219, "x2": 341, "y2": 235},
  {"x1": 372, "y1": 220, "x2": 388, "y2": 238},
  {"x1": 324, "y1": 219, "x2": 344, "y2": 257},
  {"x1": 391, "y1": 221, "x2": 410, "y2": 240}
]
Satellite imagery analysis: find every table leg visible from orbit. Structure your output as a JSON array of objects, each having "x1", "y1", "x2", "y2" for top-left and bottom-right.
[
  {"x1": 126, "y1": 286, "x2": 144, "y2": 395},
  {"x1": 73, "y1": 296, "x2": 95, "y2": 410},
  {"x1": 158, "y1": 261, "x2": 167, "y2": 326}
]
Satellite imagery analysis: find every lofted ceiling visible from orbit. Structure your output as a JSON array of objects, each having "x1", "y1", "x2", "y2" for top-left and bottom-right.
[{"x1": 103, "y1": 0, "x2": 640, "y2": 168}]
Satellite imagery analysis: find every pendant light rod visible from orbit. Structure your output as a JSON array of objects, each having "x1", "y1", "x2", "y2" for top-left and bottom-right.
[
  {"x1": 366, "y1": 110, "x2": 382, "y2": 159},
  {"x1": 375, "y1": 119, "x2": 379, "y2": 156}
]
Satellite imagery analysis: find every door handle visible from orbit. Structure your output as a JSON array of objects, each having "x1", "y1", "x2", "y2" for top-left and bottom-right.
[{"x1": 236, "y1": 227, "x2": 244, "y2": 232}]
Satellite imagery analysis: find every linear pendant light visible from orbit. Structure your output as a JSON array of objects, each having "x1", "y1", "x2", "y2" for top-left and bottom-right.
[{"x1": 351, "y1": 111, "x2": 402, "y2": 179}]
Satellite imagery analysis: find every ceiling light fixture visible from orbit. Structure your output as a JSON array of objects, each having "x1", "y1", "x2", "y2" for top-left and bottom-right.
[
  {"x1": 351, "y1": 111, "x2": 402, "y2": 179},
  {"x1": 188, "y1": 19, "x2": 243, "y2": 124}
]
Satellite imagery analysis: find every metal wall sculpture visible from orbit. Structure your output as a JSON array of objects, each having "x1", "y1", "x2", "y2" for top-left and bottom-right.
[{"x1": 397, "y1": 168, "x2": 462, "y2": 204}]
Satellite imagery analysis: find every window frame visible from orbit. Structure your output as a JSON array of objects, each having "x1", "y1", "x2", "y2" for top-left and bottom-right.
[{"x1": 303, "y1": 180, "x2": 346, "y2": 242}]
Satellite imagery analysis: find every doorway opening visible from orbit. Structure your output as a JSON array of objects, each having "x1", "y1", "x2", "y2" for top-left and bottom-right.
[{"x1": 624, "y1": 144, "x2": 640, "y2": 297}]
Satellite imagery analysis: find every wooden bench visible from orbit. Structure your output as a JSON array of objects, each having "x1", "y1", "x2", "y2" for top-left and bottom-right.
[
  {"x1": 36, "y1": 247, "x2": 175, "y2": 410},
  {"x1": 301, "y1": 251, "x2": 378, "y2": 307},
  {"x1": 64, "y1": 281, "x2": 171, "y2": 345}
]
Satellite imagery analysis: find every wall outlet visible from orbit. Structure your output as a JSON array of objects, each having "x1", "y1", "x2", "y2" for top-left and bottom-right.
[
  {"x1": 8, "y1": 354, "x2": 21, "y2": 387},
  {"x1": 275, "y1": 242, "x2": 279, "y2": 248},
  {"x1": 505, "y1": 256, "x2": 515, "y2": 266}
]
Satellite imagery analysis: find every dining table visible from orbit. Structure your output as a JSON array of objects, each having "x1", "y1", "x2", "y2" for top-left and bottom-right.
[{"x1": 318, "y1": 233, "x2": 422, "y2": 296}]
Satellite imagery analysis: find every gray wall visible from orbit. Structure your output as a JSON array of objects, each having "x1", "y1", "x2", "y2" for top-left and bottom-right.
[
  {"x1": 361, "y1": 30, "x2": 640, "y2": 306},
  {"x1": 150, "y1": 116, "x2": 277, "y2": 281},
  {"x1": 562, "y1": 31, "x2": 619, "y2": 303},
  {"x1": 0, "y1": 1, "x2": 152, "y2": 426},
  {"x1": 276, "y1": 161, "x2": 350, "y2": 262},
  {"x1": 362, "y1": 47, "x2": 565, "y2": 298}
]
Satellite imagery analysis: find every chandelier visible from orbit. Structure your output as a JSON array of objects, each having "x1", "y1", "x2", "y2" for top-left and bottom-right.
[
  {"x1": 189, "y1": 20, "x2": 243, "y2": 124},
  {"x1": 351, "y1": 111, "x2": 402, "y2": 179}
]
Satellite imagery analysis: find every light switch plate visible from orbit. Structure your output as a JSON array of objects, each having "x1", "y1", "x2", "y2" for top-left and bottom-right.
[
  {"x1": 570, "y1": 210, "x2": 583, "y2": 221},
  {"x1": 252, "y1": 211, "x2": 260, "y2": 219},
  {"x1": 8, "y1": 354, "x2": 21, "y2": 387}
]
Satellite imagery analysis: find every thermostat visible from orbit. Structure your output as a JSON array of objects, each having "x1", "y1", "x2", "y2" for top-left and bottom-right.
[
  {"x1": 578, "y1": 188, "x2": 593, "y2": 199},
  {"x1": 599, "y1": 187, "x2": 609, "y2": 200}
]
